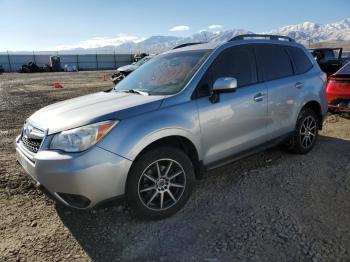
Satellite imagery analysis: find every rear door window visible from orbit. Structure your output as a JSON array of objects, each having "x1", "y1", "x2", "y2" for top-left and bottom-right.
[
  {"x1": 287, "y1": 46, "x2": 313, "y2": 74},
  {"x1": 255, "y1": 44, "x2": 293, "y2": 81}
]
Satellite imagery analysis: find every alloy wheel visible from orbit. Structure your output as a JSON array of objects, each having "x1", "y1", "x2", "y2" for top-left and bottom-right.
[
  {"x1": 300, "y1": 116, "x2": 317, "y2": 149},
  {"x1": 138, "y1": 159, "x2": 186, "y2": 211}
]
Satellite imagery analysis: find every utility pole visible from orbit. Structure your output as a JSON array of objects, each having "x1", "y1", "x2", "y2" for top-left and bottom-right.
[
  {"x1": 7, "y1": 50, "x2": 12, "y2": 72},
  {"x1": 96, "y1": 51, "x2": 98, "y2": 70},
  {"x1": 77, "y1": 54, "x2": 79, "y2": 70},
  {"x1": 114, "y1": 48, "x2": 117, "y2": 69},
  {"x1": 32, "y1": 51, "x2": 36, "y2": 64}
]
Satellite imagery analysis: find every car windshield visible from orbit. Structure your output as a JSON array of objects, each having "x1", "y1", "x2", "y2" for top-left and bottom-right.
[
  {"x1": 115, "y1": 50, "x2": 209, "y2": 95},
  {"x1": 335, "y1": 62, "x2": 350, "y2": 75},
  {"x1": 342, "y1": 51, "x2": 350, "y2": 58}
]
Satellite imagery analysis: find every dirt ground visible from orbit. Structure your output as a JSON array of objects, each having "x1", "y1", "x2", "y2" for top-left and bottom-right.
[{"x1": 0, "y1": 71, "x2": 349, "y2": 262}]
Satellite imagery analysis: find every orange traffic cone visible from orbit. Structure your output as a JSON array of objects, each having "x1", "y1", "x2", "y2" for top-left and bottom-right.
[
  {"x1": 101, "y1": 75, "x2": 107, "y2": 81},
  {"x1": 53, "y1": 82, "x2": 63, "y2": 88}
]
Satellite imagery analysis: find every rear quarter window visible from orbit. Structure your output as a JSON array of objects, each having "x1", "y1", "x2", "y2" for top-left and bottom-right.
[
  {"x1": 287, "y1": 46, "x2": 313, "y2": 74},
  {"x1": 255, "y1": 45, "x2": 293, "y2": 81}
]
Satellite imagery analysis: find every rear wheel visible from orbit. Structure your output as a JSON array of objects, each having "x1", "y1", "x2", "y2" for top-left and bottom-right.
[
  {"x1": 285, "y1": 108, "x2": 319, "y2": 154},
  {"x1": 126, "y1": 147, "x2": 195, "y2": 219}
]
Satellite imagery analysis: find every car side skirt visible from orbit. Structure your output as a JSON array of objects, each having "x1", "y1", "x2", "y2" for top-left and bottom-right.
[{"x1": 204, "y1": 133, "x2": 292, "y2": 171}]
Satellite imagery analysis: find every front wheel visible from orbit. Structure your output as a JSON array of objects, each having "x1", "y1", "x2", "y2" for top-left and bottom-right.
[
  {"x1": 285, "y1": 108, "x2": 319, "y2": 154},
  {"x1": 126, "y1": 147, "x2": 195, "y2": 219}
]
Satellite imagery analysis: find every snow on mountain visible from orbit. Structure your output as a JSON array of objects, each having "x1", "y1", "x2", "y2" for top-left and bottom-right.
[
  {"x1": 268, "y1": 18, "x2": 350, "y2": 44},
  {"x1": 209, "y1": 29, "x2": 253, "y2": 43},
  {"x1": 85, "y1": 29, "x2": 252, "y2": 53},
  {"x1": 326, "y1": 18, "x2": 350, "y2": 30}
]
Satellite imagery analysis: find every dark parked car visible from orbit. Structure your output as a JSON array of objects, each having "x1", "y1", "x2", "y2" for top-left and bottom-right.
[
  {"x1": 309, "y1": 47, "x2": 346, "y2": 76},
  {"x1": 342, "y1": 51, "x2": 350, "y2": 63}
]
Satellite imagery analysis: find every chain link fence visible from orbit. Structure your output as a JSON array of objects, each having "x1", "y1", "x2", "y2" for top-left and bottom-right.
[{"x1": 0, "y1": 50, "x2": 134, "y2": 72}]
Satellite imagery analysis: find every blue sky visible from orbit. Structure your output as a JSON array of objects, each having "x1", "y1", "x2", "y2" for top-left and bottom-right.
[{"x1": 1, "y1": 0, "x2": 349, "y2": 51}]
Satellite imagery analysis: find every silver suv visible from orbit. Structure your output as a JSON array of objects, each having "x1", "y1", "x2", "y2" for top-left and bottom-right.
[{"x1": 16, "y1": 35, "x2": 328, "y2": 219}]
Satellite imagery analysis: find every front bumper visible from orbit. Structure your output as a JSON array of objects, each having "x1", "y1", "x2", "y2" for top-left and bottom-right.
[{"x1": 15, "y1": 135, "x2": 132, "y2": 209}]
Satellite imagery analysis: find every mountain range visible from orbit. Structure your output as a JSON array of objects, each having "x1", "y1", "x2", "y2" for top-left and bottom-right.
[
  {"x1": 268, "y1": 18, "x2": 350, "y2": 44},
  {"x1": 82, "y1": 18, "x2": 350, "y2": 54},
  {"x1": 106, "y1": 29, "x2": 253, "y2": 53}
]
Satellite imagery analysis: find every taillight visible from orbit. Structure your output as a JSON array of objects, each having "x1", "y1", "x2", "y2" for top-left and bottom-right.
[{"x1": 327, "y1": 76, "x2": 336, "y2": 83}]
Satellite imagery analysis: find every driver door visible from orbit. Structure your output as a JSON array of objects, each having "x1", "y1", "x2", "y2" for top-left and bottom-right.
[{"x1": 195, "y1": 45, "x2": 268, "y2": 166}]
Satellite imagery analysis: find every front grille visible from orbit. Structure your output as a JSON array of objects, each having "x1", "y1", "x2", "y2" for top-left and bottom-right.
[
  {"x1": 21, "y1": 136, "x2": 42, "y2": 153},
  {"x1": 20, "y1": 122, "x2": 45, "y2": 154}
]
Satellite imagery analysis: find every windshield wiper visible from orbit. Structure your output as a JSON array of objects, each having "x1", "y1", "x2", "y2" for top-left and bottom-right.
[{"x1": 119, "y1": 89, "x2": 149, "y2": 96}]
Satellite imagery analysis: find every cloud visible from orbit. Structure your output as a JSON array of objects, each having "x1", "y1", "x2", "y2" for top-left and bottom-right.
[
  {"x1": 55, "y1": 34, "x2": 145, "y2": 50},
  {"x1": 169, "y1": 25, "x2": 190, "y2": 32},
  {"x1": 208, "y1": 24, "x2": 224, "y2": 30}
]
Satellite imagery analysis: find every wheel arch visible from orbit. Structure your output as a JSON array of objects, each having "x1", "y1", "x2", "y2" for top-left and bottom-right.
[
  {"x1": 301, "y1": 100, "x2": 323, "y2": 130},
  {"x1": 128, "y1": 134, "x2": 203, "y2": 183}
]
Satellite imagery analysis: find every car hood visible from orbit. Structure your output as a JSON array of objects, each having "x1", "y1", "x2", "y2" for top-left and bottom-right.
[
  {"x1": 29, "y1": 91, "x2": 165, "y2": 134},
  {"x1": 118, "y1": 64, "x2": 138, "y2": 72}
]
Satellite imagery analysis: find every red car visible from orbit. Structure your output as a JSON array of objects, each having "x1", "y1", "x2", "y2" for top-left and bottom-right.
[{"x1": 326, "y1": 62, "x2": 350, "y2": 112}]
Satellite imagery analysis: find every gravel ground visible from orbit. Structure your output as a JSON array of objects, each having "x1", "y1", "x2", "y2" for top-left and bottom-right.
[{"x1": 0, "y1": 71, "x2": 349, "y2": 261}]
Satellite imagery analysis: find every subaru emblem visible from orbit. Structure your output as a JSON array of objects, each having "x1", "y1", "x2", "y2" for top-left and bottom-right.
[{"x1": 23, "y1": 124, "x2": 33, "y2": 138}]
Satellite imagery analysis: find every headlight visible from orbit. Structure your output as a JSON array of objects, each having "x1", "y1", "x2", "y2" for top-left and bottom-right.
[{"x1": 50, "y1": 120, "x2": 118, "y2": 152}]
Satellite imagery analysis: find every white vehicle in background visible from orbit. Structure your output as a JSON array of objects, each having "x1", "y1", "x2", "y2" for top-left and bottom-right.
[
  {"x1": 111, "y1": 55, "x2": 155, "y2": 84},
  {"x1": 64, "y1": 64, "x2": 78, "y2": 72}
]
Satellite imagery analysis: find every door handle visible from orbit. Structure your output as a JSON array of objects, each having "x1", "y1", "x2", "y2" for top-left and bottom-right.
[
  {"x1": 253, "y1": 93, "x2": 264, "y2": 102},
  {"x1": 295, "y1": 82, "x2": 304, "y2": 89}
]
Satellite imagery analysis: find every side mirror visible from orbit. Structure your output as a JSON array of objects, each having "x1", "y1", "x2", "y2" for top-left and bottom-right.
[
  {"x1": 210, "y1": 77, "x2": 237, "y2": 103},
  {"x1": 212, "y1": 77, "x2": 237, "y2": 93}
]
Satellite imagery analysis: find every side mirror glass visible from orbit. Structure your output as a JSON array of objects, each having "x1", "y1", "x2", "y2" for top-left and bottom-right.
[{"x1": 212, "y1": 77, "x2": 237, "y2": 93}]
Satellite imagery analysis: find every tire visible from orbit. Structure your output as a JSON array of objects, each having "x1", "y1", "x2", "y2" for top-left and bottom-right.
[
  {"x1": 285, "y1": 108, "x2": 319, "y2": 154},
  {"x1": 126, "y1": 146, "x2": 195, "y2": 219}
]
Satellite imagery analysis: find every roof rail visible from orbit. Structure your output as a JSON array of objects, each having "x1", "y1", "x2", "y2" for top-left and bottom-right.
[
  {"x1": 230, "y1": 34, "x2": 295, "y2": 42},
  {"x1": 172, "y1": 42, "x2": 206, "y2": 49}
]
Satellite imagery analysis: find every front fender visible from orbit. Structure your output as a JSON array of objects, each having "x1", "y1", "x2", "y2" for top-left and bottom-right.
[
  {"x1": 128, "y1": 127, "x2": 201, "y2": 160},
  {"x1": 97, "y1": 100, "x2": 202, "y2": 161}
]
